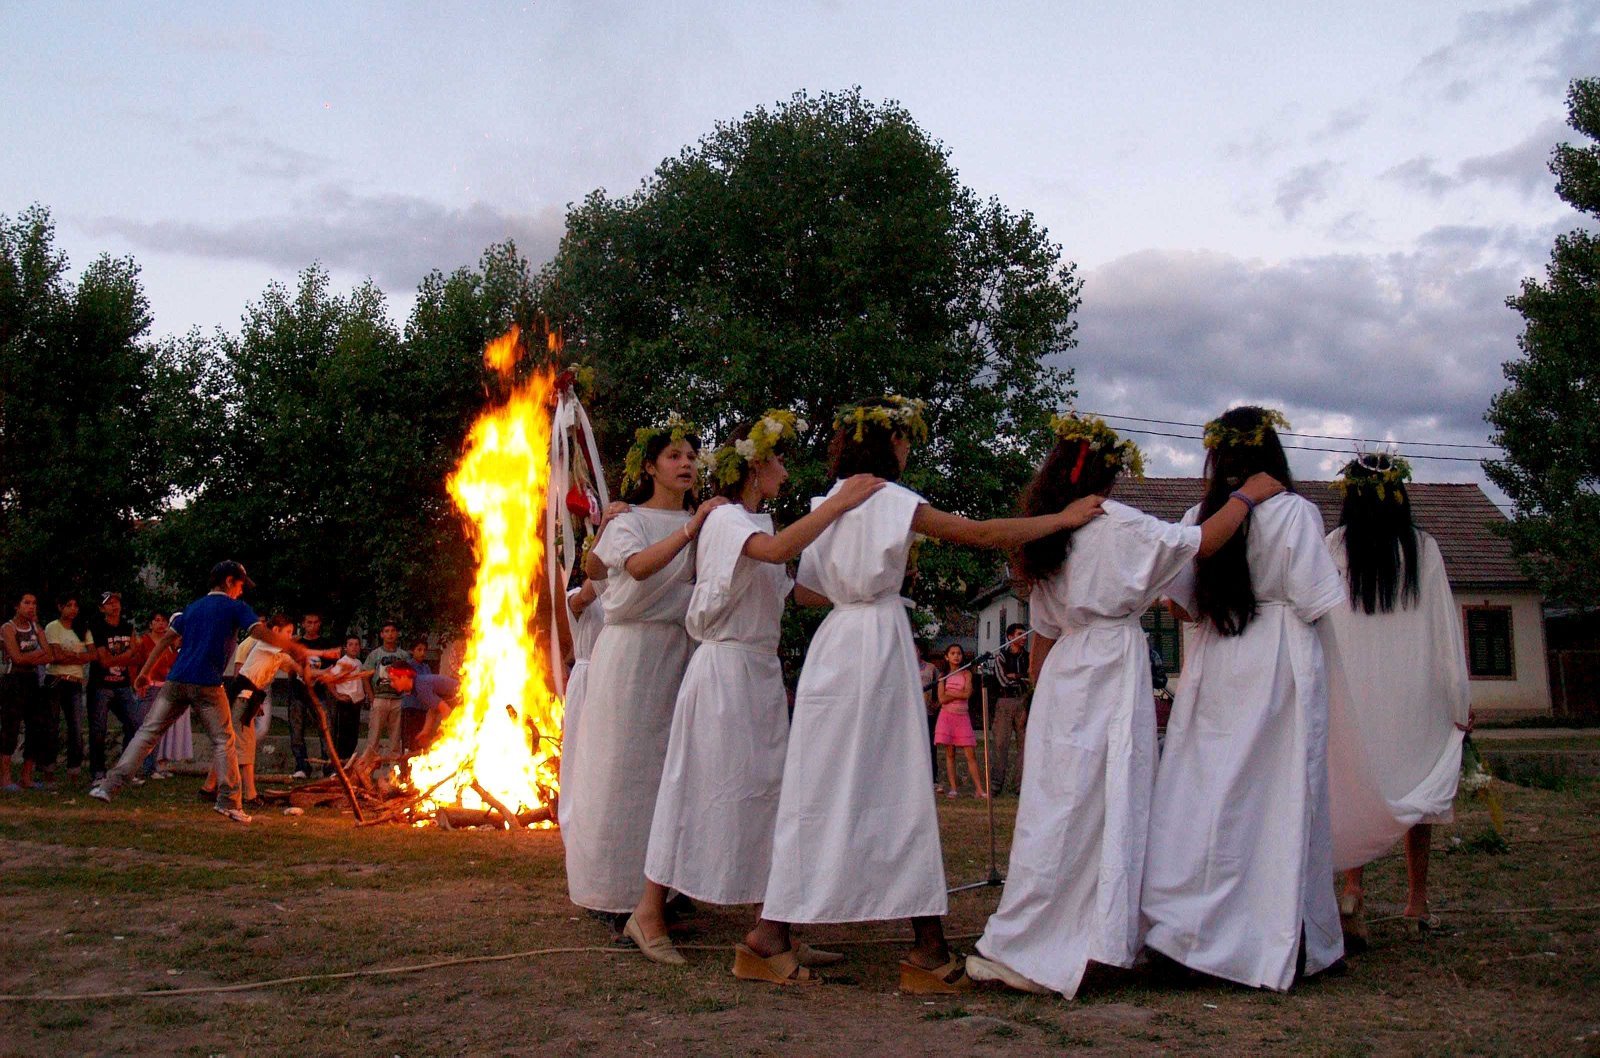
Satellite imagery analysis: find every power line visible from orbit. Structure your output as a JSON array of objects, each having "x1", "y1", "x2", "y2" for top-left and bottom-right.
[
  {"x1": 1113, "y1": 426, "x2": 1491, "y2": 463},
  {"x1": 1084, "y1": 411, "x2": 1503, "y2": 452}
]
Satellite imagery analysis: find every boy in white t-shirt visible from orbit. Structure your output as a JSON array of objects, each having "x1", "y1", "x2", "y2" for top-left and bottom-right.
[{"x1": 314, "y1": 635, "x2": 372, "y2": 771}]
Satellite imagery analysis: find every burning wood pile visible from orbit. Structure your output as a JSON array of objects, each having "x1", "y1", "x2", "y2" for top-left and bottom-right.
[{"x1": 267, "y1": 327, "x2": 592, "y2": 831}]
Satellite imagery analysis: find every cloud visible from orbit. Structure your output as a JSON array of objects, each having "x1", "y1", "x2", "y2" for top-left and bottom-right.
[
  {"x1": 188, "y1": 131, "x2": 332, "y2": 182},
  {"x1": 1382, "y1": 119, "x2": 1565, "y2": 200},
  {"x1": 1412, "y1": 0, "x2": 1595, "y2": 95},
  {"x1": 1062, "y1": 235, "x2": 1535, "y2": 484},
  {"x1": 1274, "y1": 163, "x2": 1336, "y2": 221},
  {"x1": 1312, "y1": 102, "x2": 1374, "y2": 142},
  {"x1": 83, "y1": 186, "x2": 566, "y2": 290}
]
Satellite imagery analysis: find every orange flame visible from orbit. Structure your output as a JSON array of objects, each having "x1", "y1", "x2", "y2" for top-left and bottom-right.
[{"x1": 408, "y1": 325, "x2": 562, "y2": 823}]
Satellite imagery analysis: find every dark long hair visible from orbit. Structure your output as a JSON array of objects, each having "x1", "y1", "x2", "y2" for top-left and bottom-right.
[
  {"x1": 622, "y1": 429, "x2": 702, "y2": 509},
  {"x1": 827, "y1": 401, "x2": 906, "y2": 482},
  {"x1": 1337, "y1": 460, "x2": 1419, "y2": 614},
  {"x1": 1193, "y1": 407, "x2": 1295, "y2": 636},
  {"x1": 1014, "y1": 438, "x2": 1121, "y2": 583}
]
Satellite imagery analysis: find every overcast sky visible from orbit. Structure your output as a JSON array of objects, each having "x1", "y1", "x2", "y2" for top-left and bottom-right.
[{"x1": 5, "y1": 1, "x2": 1597, "y2": 496}]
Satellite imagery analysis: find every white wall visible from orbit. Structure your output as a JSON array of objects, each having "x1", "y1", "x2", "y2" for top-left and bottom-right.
[
  {"x1": 976, "y1": 594, "x2": 1027, "y2": 655},
  {"x1": 1457, "y1": 589, "x2": 1551, "y2": 717}
]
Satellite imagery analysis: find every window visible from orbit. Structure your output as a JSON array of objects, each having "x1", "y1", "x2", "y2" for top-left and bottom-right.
[
  {"x1": 1141, "y1": 605, "x2": 1182, "y2": 674},
  {"x1": 1465, "y1": 606, "x2": 1515, "y2": 679},
  {"x1": 985, "y1": 619, "x2": 992, "y2": 645},
  {"x1": 999, "y1": 606, "x2": 1008, "y2": 635}
]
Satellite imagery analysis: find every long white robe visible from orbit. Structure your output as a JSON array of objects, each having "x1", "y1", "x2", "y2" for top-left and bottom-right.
[
  {"x1": 562, "y1": 507, "x2": 695, "y2": 912},
  {"x1": 977, "y1": 501, "x2": 1202, "y2": 997},
  {"x1": 645, "y1": 504, "x2": 792, "y2": 904},
  {"x1": 557, "y1": 578, "x2": 607, "y2": 831},
  {"x1": 762, "y1": 481, "x2": 948, "y2": 924},
  {"x1": 1323, "y1": 528, "x2": 1469, "y2": 870},
  {"x1": 1143, "y1": 492, "x2": 1346, "y2": 991}
]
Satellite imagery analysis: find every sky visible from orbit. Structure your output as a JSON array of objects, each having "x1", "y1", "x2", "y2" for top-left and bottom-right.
[{"x1": 5, "y1": 0, "x2": 1597, "y2": 498}]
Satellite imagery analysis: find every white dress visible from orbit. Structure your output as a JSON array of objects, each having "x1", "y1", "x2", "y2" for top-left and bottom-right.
[
  {"x1": 557, "y1": 578, "x2": 607, "y2": 830},
  {"x1": 645, "y1": 505, "x2": 792, "y2": 904},
  {"x1": 562, "y1": 507, "x2": 695, "y2": 912},
  {"x1": 1142, "y1": 493, "x2": 1347, "y2": 991},
  {"x1": 977, "y1": 501, "x2": 1202, "y2": 996},
  {"x1": 1323, "y1": 528, "x2": 1469, "y2": 870},
  {"x1": 762, "y1": 482, "x2": 948, "y2": 924}
]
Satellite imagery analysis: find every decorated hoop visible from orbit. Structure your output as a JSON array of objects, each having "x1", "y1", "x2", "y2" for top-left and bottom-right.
[
  {"x1": 1048, "y1": 412, "x2": 1146, "y2": 480},
  {"x1": 705, "y1": 409, "x2": 810, "y2": 487},
  {"x1": 1332, "y1": 451, "x2": 1413, "y2": 503},
  {"x1": 832, "y1": 395, "x2": 929, "y2": 443},
  {"x1": 1202, "y1": 408, "x2": 1292, "y2": 450}
]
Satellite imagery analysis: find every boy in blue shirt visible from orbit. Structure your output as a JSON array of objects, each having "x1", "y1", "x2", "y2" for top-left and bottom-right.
[{"x1": 91, "y1": 561, "x2": 311, "y2": 823}]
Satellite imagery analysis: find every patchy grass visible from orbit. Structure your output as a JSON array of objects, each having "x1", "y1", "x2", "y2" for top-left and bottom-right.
[{"x1": 0, "y1": 773, "x2": 1597, "y2": 1055}]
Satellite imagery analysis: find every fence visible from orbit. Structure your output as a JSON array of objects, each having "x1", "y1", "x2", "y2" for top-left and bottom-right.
[{"x1": 1548, "y1": 649, "x2": 1600, "y2": 719}]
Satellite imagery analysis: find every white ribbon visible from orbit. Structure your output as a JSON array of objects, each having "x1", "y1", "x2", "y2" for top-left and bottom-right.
[{"x1": 545, "y1": 388, "x2": 610, "y2": 698}]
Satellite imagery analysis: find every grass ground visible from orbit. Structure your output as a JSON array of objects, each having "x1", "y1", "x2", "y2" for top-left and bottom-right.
[{"x1": 1, "y1": 771, "x2": 1597, "y2": 1057}]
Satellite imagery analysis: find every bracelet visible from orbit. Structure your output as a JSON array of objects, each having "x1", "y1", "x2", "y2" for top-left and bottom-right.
[
  {"x1": 1229, "y1": 490, "x2": 1257, "y2": 512},
  {"x1": 682, "y1": 524, "x2": 694, "y2": 543}
]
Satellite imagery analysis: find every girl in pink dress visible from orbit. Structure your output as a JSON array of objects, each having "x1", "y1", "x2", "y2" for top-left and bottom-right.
[{"x1": 934, "y1": 644, "x2": 986, "y2": 798}]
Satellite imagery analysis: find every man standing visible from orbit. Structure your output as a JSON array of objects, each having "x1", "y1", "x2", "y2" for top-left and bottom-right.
[
  {"x1": 281, "y1": 611, "x2": 340, "y2": 779},
  {"x1": 989, "y1": 623, "x2": 1030, "y2": 797},
  {"x1": 44, "y1": 594, "x2": 96, "y2": 781},
  {"x1": 353, "y1": 623, "x2": 409, "y2": 779},
  {"x1": 87, "y1": 592, "x2": 141, "y2": 782},
  {"x1": 91, "y1": 561, "x2": 310, "y2": 824},
  {"x1": 1, "y1": 592, "x2": 53, "y2": 791}
]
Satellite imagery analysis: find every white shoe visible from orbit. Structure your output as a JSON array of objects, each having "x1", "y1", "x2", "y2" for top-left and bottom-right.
[
  {"x1": 151, "y1": 771, "x2": 172, "y2": 780},
  {"x1": 291, "y1": 770, "x2": 308, "y2": 780},
  {"x1": 213, "y1": 805, "x2": 253, "y2": 825},
  {"x1": 966, "y1": 954, "x2": 1051, "y2": 995},
  {"x1": 88, "y1": 785, "x2": 111, "y2": 803}
]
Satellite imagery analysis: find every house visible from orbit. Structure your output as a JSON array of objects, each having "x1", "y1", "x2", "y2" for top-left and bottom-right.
[{"x1": 969, "y1": 478, "x2": 1551, "y2": 719}]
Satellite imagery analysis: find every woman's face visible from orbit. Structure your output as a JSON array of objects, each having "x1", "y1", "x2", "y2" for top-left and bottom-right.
[
  {"x1": 150, "y1": 614, "x2": 169, "y2": 636},
  {"x1": 751, "y1": 455, "x2": 788, "y2": 500},
  {"x1": 945, "y1": 645, "x2": 963, "y2": 667},
  {"x1": 647, "y1": 440, "x2": 700, "y2": 495}
]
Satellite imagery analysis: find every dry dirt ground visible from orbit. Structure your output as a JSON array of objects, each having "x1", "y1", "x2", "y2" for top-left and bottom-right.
[{"x1": 1, "y1": 762, "x2": 1597, "y2": 1057}]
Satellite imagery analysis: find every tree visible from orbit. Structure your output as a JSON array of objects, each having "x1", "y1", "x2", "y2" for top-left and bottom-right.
[
  {"x1": 141, "y1": 244, "x2": 544, "y2": 634},
  {"x1": 540, "y1": 89, "x2": 1081, "y2": 617},
  {"x1": 0, "y1": 205, "x2": 169, "y2": 605},
  {"x1": 1486, "y1": 78, "x2": 1600, "y2": 604}
]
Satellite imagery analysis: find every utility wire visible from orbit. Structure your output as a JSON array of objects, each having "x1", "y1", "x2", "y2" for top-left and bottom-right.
[
  {"x1": 1085, "y1": 412, "x2": 1503, "y2": 453},
  {"x1": 1111, "y1": 426, "x2": 1491, "y2": 463}
]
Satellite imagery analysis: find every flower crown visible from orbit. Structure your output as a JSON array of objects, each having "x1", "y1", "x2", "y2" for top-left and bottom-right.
[
  {"x1": 1331, "y1": 451, "x2": 1413, "y2": 503},
  {"x1": 1048, "y1": 412, "x2": 1146, "y2": 480},
  {"x1": 1202, "y1": 408, "x2": 1292, "y2": 449},
  {"x1": 705, "y1": 409, "x2": 810, "y2": 487},
  {"x1": 832, "y1": 395, "x2": 929, "y2": 443},
  {"x1": 621, "y1": 414, "x2": 701, "y2": 492}
]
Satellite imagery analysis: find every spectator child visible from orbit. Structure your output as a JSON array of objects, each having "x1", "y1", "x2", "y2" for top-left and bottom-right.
[
  {"x1": 353, "y1": 623, "x2": 409, "y2": 779},
  {"x1": 1, "y1": 591, "x2": 53, "y2": 791},
  {"x1": 934, "y1": 644, "x2": 986, "y2": 799},
  {"x1": 44, "y1": 594, "x2": 96, "y2": 781}
]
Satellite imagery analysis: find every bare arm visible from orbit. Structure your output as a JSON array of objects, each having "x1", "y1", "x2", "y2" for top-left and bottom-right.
[
  {"x1": 623, "y1": 498, "x2": 731, "y2": 580},
  {"x1": 133, "y1": 629, "x2": 181, "y2": 692},
  {"x1": 793, "y1": 584, "x2": 832, "y2": 608},
  {"x1": 582, "y1": 501, "x2": 632, "y2": 581},
  {"x1": 1195, "y1": 473, "x2": 1286, "y2": 558},
  {"x1": 2, "y1": 624, "x2": 50, "y2": 667},
  {"x1": 249, "y1": 621, "x2": 310, "y2": 663},
  {"x1": 911, "y1": 495, "x2": 1105, "y2": 551},
  {"x1": 742, "y1": 475, "x2": 886, "y2": 564},
  {"x1": 1028, "y1": 632, "x2": 1056, "y2": 687},
  {"x1": 100, "y1": 641, "x2": 137, "y2": 669},
  {"x1": 568, "y1": 580, "x2": 599, "y2": 616}
]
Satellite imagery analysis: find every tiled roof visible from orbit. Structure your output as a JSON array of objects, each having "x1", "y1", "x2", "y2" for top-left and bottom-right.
[{"x1": 1111, "y1": 478, "x2": 1531, "y2": 589}]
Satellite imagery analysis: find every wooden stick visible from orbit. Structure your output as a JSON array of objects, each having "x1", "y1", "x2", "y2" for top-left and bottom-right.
[
  {"x1": 470, "y1": 781, "x2": 522, "y2": 830},
  {"x1": 305, "y1": 681, "x2": 365, "y2": 824}
]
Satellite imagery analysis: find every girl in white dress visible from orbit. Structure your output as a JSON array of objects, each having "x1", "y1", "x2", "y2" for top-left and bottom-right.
[
  {"x1": 625, "y1": 410, "x2": 885, "y2": 964},
  {"x1": 563, "y1": 418, "x2": 728, "y2": 919},
  {"x1": 1142, "y1": 406, "x2": 1348, "y2": 992},
  {"x1": 967, "y1": 414, "x2": 1284, "y2": 997},
  {"x1": 737, "y1": 397, "x2": 1106, "y2": 991},
  {"x1": 1323, "y1": 454, "x2": 1471, "y2": 944},
  {"x1": 555, "y1": 563, "x2": 607, "y2": 831}
]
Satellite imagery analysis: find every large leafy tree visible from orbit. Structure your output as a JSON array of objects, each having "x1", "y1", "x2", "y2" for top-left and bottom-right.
[
  {"x1": 142, "y1": 244, "x2": 543, "y2": 634},
  {"x1": 1486, "y1": 78, "x2": 1600, "y2": 604},
  {"x1": 0, "y1": 205, "x2": 172, "y2": 606},
  {"x1": 540, "y1": 89, "x2": 1081, "y2": 617}
]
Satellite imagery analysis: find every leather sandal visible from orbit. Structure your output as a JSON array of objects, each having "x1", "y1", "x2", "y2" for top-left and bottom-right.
[
  {"x1": 795, "y1": 942, "x2": 844, "y2": 968},
  {"x1": 1338, "y1": 891, "x2": 1369, "y2": 954},
  {"x1": 732, "y1": 944, "x2": 820, "y2": 986},
  {"x1": 898, "y1": 953, "x2": 973, "y2": 994},
  {"x1": 624, "y1": 914, "x2": 686, "y2": 966}
]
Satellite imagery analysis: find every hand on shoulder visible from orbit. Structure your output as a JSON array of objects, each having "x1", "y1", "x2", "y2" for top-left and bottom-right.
[
  {"x1": 1060, "y1": 494, "x2": 1106, "y2": 529},
  {"x1": 833, "y1": 474, "x2": 886, "y2": 510}
]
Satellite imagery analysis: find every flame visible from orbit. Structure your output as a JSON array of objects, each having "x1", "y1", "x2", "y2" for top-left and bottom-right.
[{"x1": 407, "y1": 326, "x2": 562, "y2": 823}]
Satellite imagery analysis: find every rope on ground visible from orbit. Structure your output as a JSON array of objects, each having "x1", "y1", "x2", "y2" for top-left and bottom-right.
[
  {"x1": 6, "y1": 906, "x2": 1598, "y2": 1005},
  {"x1": 0, "y1": 932, "x2": 985, "y2": 1003}
]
